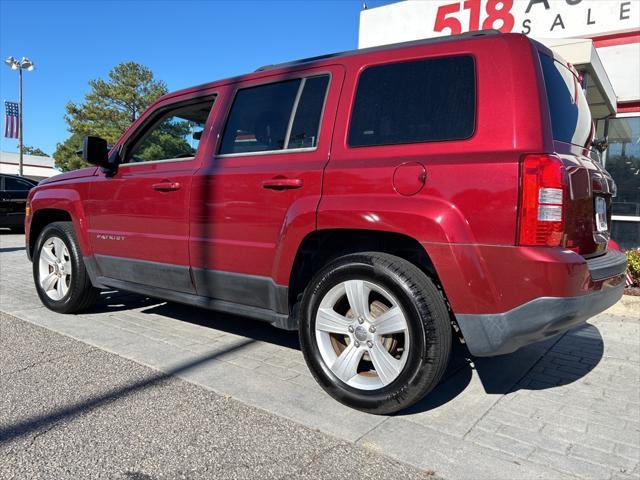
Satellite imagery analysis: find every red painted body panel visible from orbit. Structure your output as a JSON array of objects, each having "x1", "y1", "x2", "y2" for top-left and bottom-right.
[
  {"x1": 426, "y1": 243, "x2": 623, "y2": 314},
  {"x1": 320, "y1": 35, "x2": 545, "y2": 246},
  {"x1": 26, "y1": 33, "x2": 623, "y2": 319},
  {"x1": 86, "y1": 160, "x2": 196, "y2": 265},
  {"x1": 28, "y1": 180, "x2": 94, "y2": 255}
]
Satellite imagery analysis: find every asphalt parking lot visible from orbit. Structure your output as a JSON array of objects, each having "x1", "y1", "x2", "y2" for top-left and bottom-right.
[{"x1": 1, "y1": 231, "x2": 639, "y2": 479}]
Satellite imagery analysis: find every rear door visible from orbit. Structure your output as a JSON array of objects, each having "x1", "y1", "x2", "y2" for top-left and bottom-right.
[
  {"x1": 86, "y1": 94, "x2": 217, "y2": 293},
  {"x1": 189, "y1": 66, "x2": 344, "y2": 312}
]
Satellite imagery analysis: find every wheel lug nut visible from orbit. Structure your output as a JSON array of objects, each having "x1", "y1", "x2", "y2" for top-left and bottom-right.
[
  {"x1": 367, "y1": 341, "x2": 373, "y2": 348},
  {"x1": 358, "y1": 317, "x2": 364, "y2": 324},
  {"x1": 348, "y1": 326, "x2": 354, "y2": 333},
  {"x1": 354, "y1": 341, "x2": 360, "y2": 348},
  {"x1": 369, "y1": 325, "x2": 376, "y2": 333}
]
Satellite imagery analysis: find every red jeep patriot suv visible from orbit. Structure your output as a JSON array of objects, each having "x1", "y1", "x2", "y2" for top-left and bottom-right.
[{"x1": 26, "y1": 32, "x2": 627, "y2": 414}]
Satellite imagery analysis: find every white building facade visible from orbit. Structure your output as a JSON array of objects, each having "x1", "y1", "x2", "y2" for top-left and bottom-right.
[
  {"x1": 360, "y1": 0, "x2": 640, "y2": 249},
  {"x1": 0, "y1": 151, "x2": 57, "y2": 181}
]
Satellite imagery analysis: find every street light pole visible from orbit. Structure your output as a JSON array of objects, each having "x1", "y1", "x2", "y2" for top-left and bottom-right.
[
  {"x1": 4, "y1": 56, "x2": 34, "y2": 178},
  {"x1": 18, "y1": 66, "x2": 23, "y2": 176}
]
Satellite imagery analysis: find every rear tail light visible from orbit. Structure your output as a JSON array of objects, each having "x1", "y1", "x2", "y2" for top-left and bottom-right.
[{"x1": 518, "y1": 154, "x2": 567, "y2": 247}]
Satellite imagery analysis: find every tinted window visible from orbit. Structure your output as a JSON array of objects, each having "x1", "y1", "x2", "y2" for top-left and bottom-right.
[
  {"x1": 540, "y1": 53, "x2": 591, "y2": 147},
  {"x1": 348, "y1": 56, "x2": 475, "y2": 147},
  {"x1": 288, "y1": 76, "x2": 330, "y2": 149},
  {"x1": 220, "y1": 80, "x2": 301, "y2": 155},
  {"x1": 4, "y1": 177, "x2": 34, "y2": 191},
  {"x1": 126, "y1": 100, "x2": 215, "y2": 164}
]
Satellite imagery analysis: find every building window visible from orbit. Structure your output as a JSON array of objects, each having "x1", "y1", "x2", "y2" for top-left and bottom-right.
[{"x1": 597, "y1": 115, "x2": 640, "y2": 249}]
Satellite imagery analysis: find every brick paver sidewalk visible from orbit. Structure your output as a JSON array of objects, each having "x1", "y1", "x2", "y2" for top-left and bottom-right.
[{"x1": 2, "y1": 232, "x2": 639, "y2": 479}]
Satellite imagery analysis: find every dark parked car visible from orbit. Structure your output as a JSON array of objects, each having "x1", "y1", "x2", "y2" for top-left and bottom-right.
[{"x1": 1, "y1": 173, "x2": 38, "y2": 232}]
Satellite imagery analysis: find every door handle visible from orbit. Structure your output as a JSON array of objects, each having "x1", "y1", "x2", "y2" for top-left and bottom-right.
[
  {"x1": 261, "y1": 178, "x2": 303, "y2": 190},
  {"x1": 152, "y1": 181, "x2": 181, "y2": 192}
]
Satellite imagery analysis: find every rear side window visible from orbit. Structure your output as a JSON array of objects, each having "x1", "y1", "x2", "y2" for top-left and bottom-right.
[
  {"x1": 219, "y1": 75, "x2": 330, "y2": 155},
  {"x1": 540, "y1": 53, "x2": 591, "y2": 147},
  {"x1": 348, "y1": 55, "x2": 475, "y2": 147}
]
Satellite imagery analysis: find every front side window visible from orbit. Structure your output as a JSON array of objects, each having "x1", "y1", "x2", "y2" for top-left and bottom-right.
[
  {"x1": 125, "y1": 99, "x2": 215, "y2": 164},
  {"x1": 219, "y1": 75, "x2": 330, "y2": 155},
  {"x1": 348, "y1": 55, "x2": 476, "y2": 147}
]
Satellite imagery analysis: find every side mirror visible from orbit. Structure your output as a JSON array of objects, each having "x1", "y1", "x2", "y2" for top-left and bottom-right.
[{"x1": 82, "y1": 136, "x2": 109, "y2": 167}]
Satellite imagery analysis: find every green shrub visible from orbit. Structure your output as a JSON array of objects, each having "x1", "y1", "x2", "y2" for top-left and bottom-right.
[{"x1": 627, "y1": 249, "x2": 640, "y2": 287}]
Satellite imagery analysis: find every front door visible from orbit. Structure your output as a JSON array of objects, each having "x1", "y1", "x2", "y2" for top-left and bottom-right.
[
  {"x1": 189, "y1": 67, "x2": 344, "y2": 312},
  {"x1": 86, "y1": 95, "x2": 216, "y2": 293}
]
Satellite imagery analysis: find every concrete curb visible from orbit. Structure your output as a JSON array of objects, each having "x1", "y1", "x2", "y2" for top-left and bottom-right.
[{"x1": 606, "y1": 294, "x2": 640, "y2": 317}]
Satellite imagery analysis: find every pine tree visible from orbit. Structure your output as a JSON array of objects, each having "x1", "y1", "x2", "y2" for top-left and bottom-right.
[{"x1": 54, "y1": 62, "x2": 167, "y2": 171}]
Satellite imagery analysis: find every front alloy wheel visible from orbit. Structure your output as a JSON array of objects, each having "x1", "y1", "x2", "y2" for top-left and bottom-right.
[
  {"x1": 38, "y1": 236, "x2": 72, "y2": 301},
  {"x1": 33, "y1": 221, "x2": 99, "y2": 313}
]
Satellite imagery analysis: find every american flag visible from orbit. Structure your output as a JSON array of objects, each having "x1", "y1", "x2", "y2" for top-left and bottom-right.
[{"x1": 4, "y1": 101, "x2": 19, "y2": 139}]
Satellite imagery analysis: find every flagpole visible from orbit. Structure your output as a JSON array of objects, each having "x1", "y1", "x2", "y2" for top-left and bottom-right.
[
  {"x1": 4, "y1": 56, "x2": 34, "y2": 177},
  {"x1": 18, "y1": 66, "x2": 23, "y2": 177}
]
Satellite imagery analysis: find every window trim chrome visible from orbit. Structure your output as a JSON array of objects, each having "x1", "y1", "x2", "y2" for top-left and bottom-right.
[
  {"x1": 217, "y1": 147, "x2": 318, "y2": 159},
  {"x1": 118, "y1": 156, "x2": 196, "y2": 168}
]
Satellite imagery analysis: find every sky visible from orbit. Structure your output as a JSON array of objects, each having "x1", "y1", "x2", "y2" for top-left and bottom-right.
[{"x1": 0, "y1": 0, "x2": 395, "y2": 156}]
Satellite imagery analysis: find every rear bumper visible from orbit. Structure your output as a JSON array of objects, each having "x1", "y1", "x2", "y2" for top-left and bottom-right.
[{"x1": 456, "y1": 249, "x2": 627, "y2": 357}]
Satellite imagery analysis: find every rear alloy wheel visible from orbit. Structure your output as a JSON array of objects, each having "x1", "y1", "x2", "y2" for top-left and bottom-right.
[
  {"x1": 315, "y1": 279, "x2": 409, "y2": 390},
  {"x1": 300, "y1": 252, "x2": 451, "y2": 414}
]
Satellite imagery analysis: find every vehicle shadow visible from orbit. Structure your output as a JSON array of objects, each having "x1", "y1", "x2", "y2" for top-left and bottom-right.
[
  {"x1": 0, "y1": 246, "x2": 25, "y2": 253},
  {"x1": 90, "y1": 290, "x2": 167, "y2": 314},
  {"x1": 88, "y1": 291, "x2": 604, "y2": 415},
  {"x1": 402, "y1": 322, "x2": 604, "y2": 415},
  {"x1": 140, "y1": 300, "x2": 301, "y2": 350},
  {"x1": 89, "y1": 290, "x2": 300, "y2": 350}
]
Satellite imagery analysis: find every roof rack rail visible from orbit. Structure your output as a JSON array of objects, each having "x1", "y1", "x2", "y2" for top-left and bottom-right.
[{"x1": 255, "y1": 29, "x2": 501, "y2": 72}]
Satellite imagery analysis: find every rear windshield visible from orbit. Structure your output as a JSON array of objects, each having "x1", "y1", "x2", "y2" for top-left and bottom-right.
[{"x1": 540, "y1": 53, "x2": 591, "y2": 147}]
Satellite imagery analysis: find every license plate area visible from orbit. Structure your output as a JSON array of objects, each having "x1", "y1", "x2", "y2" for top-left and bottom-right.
[{"x1": 595, "y1": 196, "x2": 608, "y2": 233}]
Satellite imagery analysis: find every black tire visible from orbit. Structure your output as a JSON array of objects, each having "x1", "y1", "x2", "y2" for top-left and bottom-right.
[
  {"x1": 299, "y1": 252, "x2": 451, "y2": 414},
  {"x1": 33, "y1": 221, "x2": 99, "y2": 313}
]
